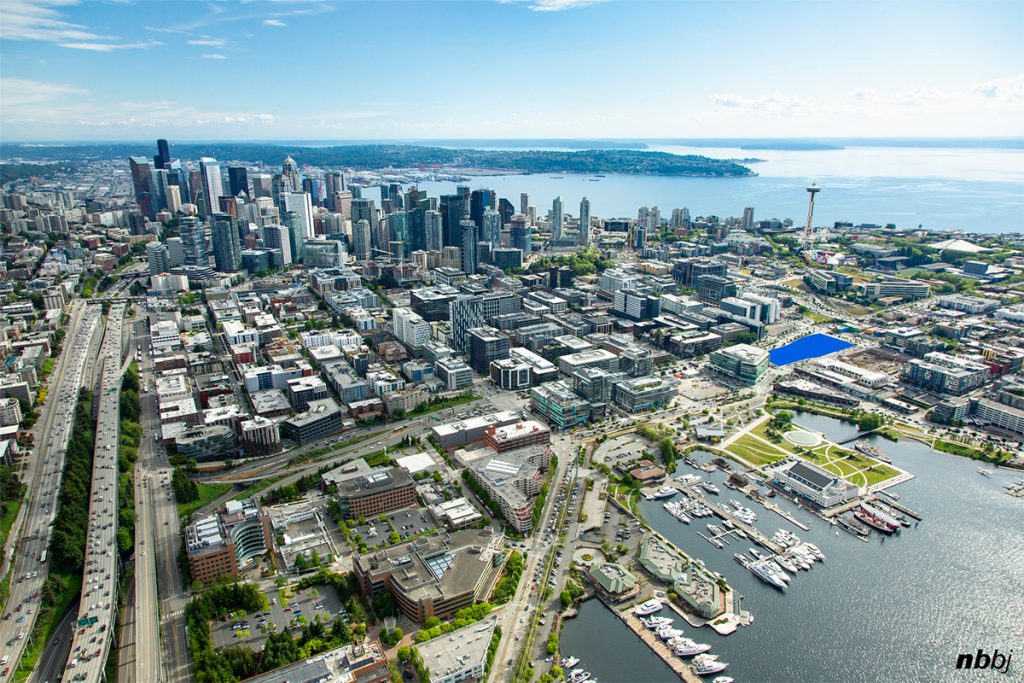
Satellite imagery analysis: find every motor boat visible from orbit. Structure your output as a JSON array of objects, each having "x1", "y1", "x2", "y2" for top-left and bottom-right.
[
  {"x1": 674, "y1": 638, "x2": 712, "y2": 656},
  {"x1": 692, "y1": 654, "x2": 729, "y2": 675},
  {"x1": 634, "y1": 598, "x2": 663, "y2": 616}
]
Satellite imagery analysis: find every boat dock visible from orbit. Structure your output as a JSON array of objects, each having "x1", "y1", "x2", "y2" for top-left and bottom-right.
[
  {"x1": 672, "y1": 483, "x2": 785, "y2": 554},
  {"x1": 876, "y1": 496, "x2": 923, "y2": 520},
  {"x1": 616, "y1": 607, "x2": 703, "y2": 683}
]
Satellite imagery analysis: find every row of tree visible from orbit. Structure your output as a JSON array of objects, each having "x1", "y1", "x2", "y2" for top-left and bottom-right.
[{"x1": 49, "y1": 390, "x2": 96, "y2": 573}]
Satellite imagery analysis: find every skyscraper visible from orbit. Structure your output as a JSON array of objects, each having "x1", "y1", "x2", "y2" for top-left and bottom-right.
[
  {"x1": 520, "y1": 193, "x2": 529, "y2": 216},
  {"x1": 352, "y1": 219, "x2": 372, "y2": 260},
  {"x1": 551, "y1": 196, "x2": 563, "y2": 241},
  {"x1": 510, "y1": 214, "x2": 531, "y2": 255},
  {"x1": 325, "y1": 171, "x2": 345, "y2": 196},
  {"x1": 425, "y1": 210, "x2": 443, "y2": 251},
  {"x1": 481, "y1": 209, "x2": 501, "y2": 247},
  {"x1": 228, "y1": 166, "x2": 249, "y2": 199},
  {"x1": 578, "y1": 196, "x2": 591, "y2": 247},
  {"x1": 742, "y1": 206, "x2": 755, "y2": 229},
  {"x1": 388, "y1": 211, "x2": 410, "y2": 247},
  {"x1": 199, "y1": 157, "x2": 223, "y2": 217},
  {"x1": 460, "y1": 219, "x2": 478, "y2": 275},
  {"x1": 282, "y1": 192, "x2": 315, "y2": 239},
  {"x1": 261, "y1": 224, "x2": 293, "y2": 265},
  {"x1": 470, "y1": 188, "x2": 495, "y2": 230},
  {"x1": 282, "y1": 211, "x2": 305, "y2": 264},
  {"x1": 440, "y1": 194, "x2": 468, "y2": 248},
  {"x1": 146, "y1": 241, "x2": 169, "y2": 276},
  {"x1": 211, "y1": 213, "x2": 241, "y2": 272},
  {"x1": 282, "y1": 155, "x2": 300, "y2": 191},
  {"x1": 251, "y1": 174, "x2": 273, "y2": 199},
  {"x1": 154, "y1": 139, "x2": 170, "y2": 170},
  {"x1": 129, "y1": 156, "x2": 153, "y2": 218},
  {"x1": 179, "y1": 216, "x2": 208, "y2": 266}
]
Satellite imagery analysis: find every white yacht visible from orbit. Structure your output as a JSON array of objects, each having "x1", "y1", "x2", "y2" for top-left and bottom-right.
[
  {"x1": 650, "y1": 486, "x2": 677, "y2": 500},
  {"x1": 713, "y1": 677, "x2": 735, "y2": 683},
  {"x1": 674, "y1": 639, "x2": 712, "y2": 656},
  {"x1": 643, "y1": 616, "x2": 673, "y2": 629},
  {"x1": 561, "y1": 657, "x2": 580, "y2": 669},
  {"x1": 692, "y1": 654, "x2": 729, "y2": 675},
  {"x1": 657, "y1": 627, "x2": 685, "y2": 641},
  {"x1": 701, "y1": 482, "x2": 720, "y2": 495},
  {"x1": 634, "y1": 598, "x2": 663, "y2": 616}
]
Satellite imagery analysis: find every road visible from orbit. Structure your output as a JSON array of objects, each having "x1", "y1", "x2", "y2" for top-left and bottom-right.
[
  {"x1": 27, "y1": 599, "x2": 77, "y2": 683},
  {"x1": 0, "y1": 303, "x2": 99, "y2": 682},
  {"x1": 61, "y1": 303, "x2": 125, "y2": 682}
]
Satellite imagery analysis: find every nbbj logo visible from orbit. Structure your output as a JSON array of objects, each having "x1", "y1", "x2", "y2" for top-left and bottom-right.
[{"x1": 956, "y1": 649, "x2": 1013, "y2": 674}]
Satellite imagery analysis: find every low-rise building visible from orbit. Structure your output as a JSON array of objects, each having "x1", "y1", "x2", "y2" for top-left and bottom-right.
[
  {"x1": 768, "y1": 459, "x2": 860, "y2": 507},
  {"x1": 431, "y1": 411, "x2": 521, "y2": 450},
  {"x1": 281, "y1": 398, "x2": 343, "y2": 443},
  {"x1": 185, "y1": 498, "x2": 273, "y2": 584},
  {"x1": 353, "y1": 529, "x2": 503, "y2": 623},
  {"x1": 466, "y1": 449, "x2": 547, "y2": 533},
  {"x1": 335, "y1": 467, "x2": 417, "y2": 519},
  {"x1": 427, "y1": 498, "x2": 484, "y2": 531},
  {"x1": 240, "y1": 642, "x2": 389, "y2": 683},
  {"x1": 416, "y1": 617, "x2": 499, "y2": 683},
  {"x1": 529, "y1": 381, "x2": 590, "y2": 431},
  {"x1": 586, "y1": 562, "x2": 640, "y2": 602},
  {"x1": 709, "y1": 344, "x2": 769, "y2": 386},
  {"x1": 483, "y1": 420, "x2": 551, "y2": 453}
]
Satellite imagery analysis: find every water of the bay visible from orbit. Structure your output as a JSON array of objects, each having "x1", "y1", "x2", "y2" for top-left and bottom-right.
[
  {"x1": 559, "y1": 412, "x2": 1024, "y2": 682},
  {"x1": 363, "y1": 143, "x2": 1024, "y2": 233}
]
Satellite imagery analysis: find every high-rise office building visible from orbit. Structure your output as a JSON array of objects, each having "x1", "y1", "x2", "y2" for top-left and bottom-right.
[
  {"x1": 129, "y1": 156, "x2": 153, "y2": 218},
  {"x1": 211, "y1": 213, "x2": 242, "y2": 272},
  {"x1": 460, "y1": 219, "x2": 478, "y2": 275},
  {"x1": 228, "y1": 166, "x2": 249, "y2": 199},
  {"x1": 262, "y1": 224, "x2": 293, "y2": 265},
  {"x1": 154, "y1": 138, "x2": 170, "y2": 170},
  {"x1": 520, "y1": 193, "x2": 529, "y2": 216},
  {"x1": 579, "y1": 197, "x2": 590, "y2": 247},
  {"x1": 352, "y1": 219, "x2": 372, "y2": 260},
  {"x1": 470, "y1": 188, "x2": 495, "y2": 230},
  {"x1": 551, "y1": 196, "x2": 563, "y2": 241},
  {"x1": 282, "y1": 155, "x2": 300, "y2": 191},
  {"x1": 325, "y1": 172, "x2": 345, "y2": 196},
  {"x1": 282, "y1": 211, "x2": 305, "y2": 264},
  {"x1": 388, "y1": 211, "x2": 409, "y2": 248},
  {"x1": 742, "y1": 206, "x2": 754, "y2": 229},
  {"x1": 282, "y1": 192, "x2": 315, "y2": 239},
  {"x1": 302, "y1": 177, "x2": 322, "y2": 206},
  {"x1": 425, "y1": 210, "x2": 444, "y2": 251},
  {"x1": 251, "y1": 174, "x2": 273, "y2": 199},
  {"x1": 147, "y1": 241, "x2": 169, "y2": 276},
  {"x1": 199, "y1": 157, "x2": 223, "y2": 217},
  {"x1": 180, "y1": 216, "x2": 208, "y2": 266},
  {"x1": 498, "y1": 197, "x2": 515, "y2": 226},
  {"x1": 510, "y1": 215, "x2": 531, "y2": 255},
  {"x1": 440, "y1": 194, "x2": 468, "y2": 248},
  {"x1": 481, "y1": 209, "x2": 501, "y2": 247}
]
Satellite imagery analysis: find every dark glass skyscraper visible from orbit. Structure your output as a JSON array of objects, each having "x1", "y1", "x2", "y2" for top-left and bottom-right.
[
  {"x1": 228, "y1": 166, "x2": 249, "y2": 198},
  {"x1": 211, "y1": 213, "x2": 241, "y2": 272}
]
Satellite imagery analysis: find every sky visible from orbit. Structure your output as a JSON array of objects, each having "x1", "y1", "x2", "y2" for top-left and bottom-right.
[{"x1": 0, "y1": 0, "x2": 1022, "y2": 142}]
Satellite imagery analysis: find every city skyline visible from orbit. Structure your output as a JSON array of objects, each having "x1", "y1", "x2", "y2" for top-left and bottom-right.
[{"x1": 1, "y1": 0, "x2": 1022, "y2": 141}]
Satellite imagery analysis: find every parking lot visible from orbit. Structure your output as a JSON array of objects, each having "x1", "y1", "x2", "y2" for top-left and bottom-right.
[
  {"x1": 350, "y1": 508, "x2": 436, "y2": 549},
  {"x1": 210, "y1": 584, "x2": 346, "y2": 650}
]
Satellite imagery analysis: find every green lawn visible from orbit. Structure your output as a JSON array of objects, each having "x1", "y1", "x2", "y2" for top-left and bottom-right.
[
  {"x1": 725, "y1": 435, "x2": 789, "y2": 467},
  {"x1": 231, "y1": 476, "x2": 284, "y2": 503},
  {"x1": 750, "y1": 422, "x2": 798, "y2": 453},
  {"x1": 178, "y1": 482, "x2": 232, "y2": 518},
  {"x1": 863, "y1": 464, "x2": 900, "y2": 487},
  {"x1": 14, "y1": 570, "x2": 83, "y2": 682},
  {"x1": 802, "y1": 309, "x2": 834, "y2": 324}
]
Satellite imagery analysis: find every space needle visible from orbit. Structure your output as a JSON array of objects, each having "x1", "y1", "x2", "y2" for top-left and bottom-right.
[{"x1": 803, "y1": 183, "x2": 821, "y2": 244}]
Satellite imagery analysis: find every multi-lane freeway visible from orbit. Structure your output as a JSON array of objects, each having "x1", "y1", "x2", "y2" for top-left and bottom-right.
[
  {"x1": 61, "y1": 304, "x2": 125, "y2": 682},
  {"x1": 0, "y1": 303, "x2": 99, "y2": 681}
]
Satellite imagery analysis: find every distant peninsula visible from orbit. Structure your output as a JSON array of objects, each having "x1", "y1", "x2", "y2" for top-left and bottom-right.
[
  {"x1": 739, "y1": 142, "x2": 844, "y2": 151},
  {"x1": 0, "y1": 143, "x2": 754, "y2": 178}
]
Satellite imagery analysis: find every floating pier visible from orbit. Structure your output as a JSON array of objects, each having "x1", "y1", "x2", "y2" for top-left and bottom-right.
[{"x1": 616, "y1": 607, "x2": 704, "y2": 683}]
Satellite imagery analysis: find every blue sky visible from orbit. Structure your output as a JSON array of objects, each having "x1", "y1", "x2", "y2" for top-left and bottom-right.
[{"x1": 1, "y1": 0, "x2": 1022, "y2": 141}]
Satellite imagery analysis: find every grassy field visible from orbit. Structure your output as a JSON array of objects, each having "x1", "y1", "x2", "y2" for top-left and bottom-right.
[
  {"x1": 802, "y1": 309, "x2": 834, "y2": 324},
  {"x1": 725, "y1": 435, "x2": 789, "y2": 467},
  {"x1": 177, "y1": 481, "x2": 232, "y2": 518},
  {"x1": 750, "y1": 422, "x2": 799, "y2": 453},
  {"x1": 231, "y1": 476, "x2": 284, "y2": 503}
]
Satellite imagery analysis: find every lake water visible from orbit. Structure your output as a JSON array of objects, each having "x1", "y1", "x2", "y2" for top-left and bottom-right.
[
  {"x1": 560, "y1": 412, "x2": 1024, "y2": 682},
  {"x1": 365, "y1": 144, "x2": 1024, "y2": 234}
]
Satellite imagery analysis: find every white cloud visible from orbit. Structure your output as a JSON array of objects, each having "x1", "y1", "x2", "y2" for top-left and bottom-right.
[
  {"x1": 970, "y1": 74, "x2": 1024, "y2": 105},
  {"x1": 262, "y1": 19, "x2": 286, "y2": 27},
  {"x1": 499, "y1": 0, "x2": 608, "y2": 10},
  {"x1": 59, "y1": 39, "x2": 162, "y2": 52},
  {"x1": 709, "y1": 92, "x2": 811, "y2": 113},
  {"x1": 1, "y1": 0, "x2": 162, "y2": 50},
  {"x1": 201, "y1": 53, "x2": 228, "y2": 60},
  {"x1": 0, "y1": 78, "x2": 89, "y2": 106},
  {"x1": 187, "y1": 37, "x2": 227, "y2": 47}
]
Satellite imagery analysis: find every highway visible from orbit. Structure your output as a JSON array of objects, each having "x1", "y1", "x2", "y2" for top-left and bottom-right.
[
  {"x1": 0, "y1": 303, "x2": 99, "y2": 682},
  {"x1": 61, "y1": 303, "x2": 125, "y2": 682},
  {"x1": 128, "y1": 315, "x2": 192, "y2": 683}
]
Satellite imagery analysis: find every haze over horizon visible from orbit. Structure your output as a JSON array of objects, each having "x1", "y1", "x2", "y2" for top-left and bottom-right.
[{"x1": 1, "y1": 0, "x2": 1022, "y2": 142}]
